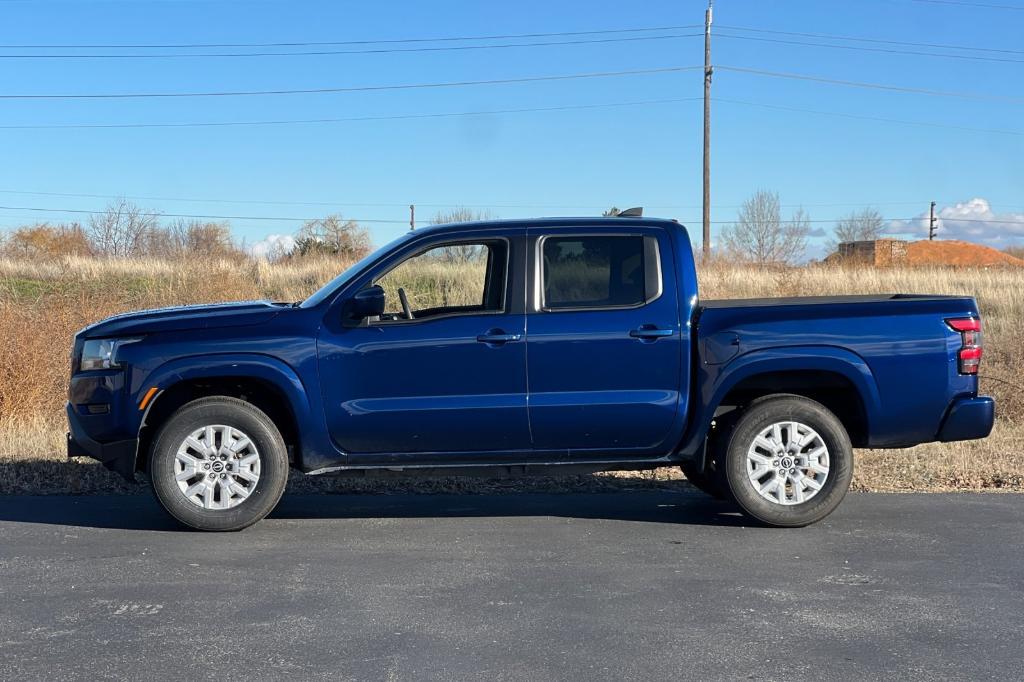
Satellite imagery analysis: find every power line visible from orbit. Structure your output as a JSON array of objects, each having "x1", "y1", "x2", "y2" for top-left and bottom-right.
[
  {"x1": 716, "y1": 32, "x2": 1024, "y2": 63},
  {"x1": 0, "y1": 32, "x2": 703, "y2": 59},
  {"x1": 715, "y1": 96, "x2": 1024, "y2": 137},
  {"x1": 0, "y1": 189, "x2": 985, "y2": 211},
  {"x1": 2, "y1": 91, "x2": 1017, "y2": 141},
  {"x1": 5, "y1": 64, "x2": 1011, "y2": 105},
  {"x1": 717, "y1": 65, "x2": 1024, "y2": 104},
  {"x1": 0, "y1": 97, "x2": 699, "y2": 130},
  {"x1": 0, "y1": 24, "x2": 702, "y2": 49},
  {"x1": 0, "y1": 66, "x2": 699, "y2": 100},
  {"x1": 2, "y1": 203, "x2": 1020, "y2": 226},
  {"x1": 906, "y1": 0, "x2": 1024, "y2": 9},
  {"x1": 716, "y1": 24, "x2": 1024, "y2": 55},
  {"x1": 0, "y1": 204, "x2": 407, "y2": 224}
]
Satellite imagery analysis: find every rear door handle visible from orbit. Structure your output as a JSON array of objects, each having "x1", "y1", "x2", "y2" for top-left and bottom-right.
[
  {"x1": 629, "y1": 326, "x2": 675, "y2": 340},
  {"x1": 477, "y1": 329, "x2": 522, "y2": 345}
]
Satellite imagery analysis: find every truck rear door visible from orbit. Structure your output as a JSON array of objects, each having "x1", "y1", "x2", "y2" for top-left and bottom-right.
[{"x1": 525, "y1": 225, "x2": 684, "y2": 456}]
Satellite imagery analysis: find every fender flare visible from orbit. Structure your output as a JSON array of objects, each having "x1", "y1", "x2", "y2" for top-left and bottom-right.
[
  {"x1": 133, "y1": 353, "x2": 316, "y2": 461},
  {"x1": 679, "y1": 345, "x2": 882, "y2": 459}
]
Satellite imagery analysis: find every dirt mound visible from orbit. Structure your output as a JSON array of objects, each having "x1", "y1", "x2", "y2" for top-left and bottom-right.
[{"x1": 906, "y1": 240, "x2": 1024, "y2": 267}]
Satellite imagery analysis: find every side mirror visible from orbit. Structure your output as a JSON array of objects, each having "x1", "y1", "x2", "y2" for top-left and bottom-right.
[{"x1": 347, "y1": 285, "x2": 385, "y2": 323}]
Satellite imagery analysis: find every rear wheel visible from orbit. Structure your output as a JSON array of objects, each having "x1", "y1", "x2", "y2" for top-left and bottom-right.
[
  {"x1": 149, "y1": 397, "x2": 288, "y2": 531},
  {"x1": 721, "y1": 395, "x2": 853, "y2": 527}
]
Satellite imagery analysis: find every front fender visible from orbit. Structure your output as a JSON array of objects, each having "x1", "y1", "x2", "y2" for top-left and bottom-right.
[
  {"x1": 678, "y1": 345, "x2": 882, "y2": 458},
  {"x1": 131, "y1": 353, "x2": 326, "y2": 466},
  {"x1": 138, "y1": 353, "x2": 311, "y2": 414}
]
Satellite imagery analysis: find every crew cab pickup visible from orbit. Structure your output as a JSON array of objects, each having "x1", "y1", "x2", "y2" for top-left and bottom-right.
[{"x1": 67, "y1": 217, "x2": 995, "y2": 530}]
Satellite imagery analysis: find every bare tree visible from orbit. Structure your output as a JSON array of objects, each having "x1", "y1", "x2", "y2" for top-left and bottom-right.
[
  {"x1": 720, "y1": 190, "x2": 809, "y2": 265},
  {"x1": 430, "y1": 208, "x2": 495, "y2": 261},
  {"x1": 138, "y1": 225, "x2": 175, "y2": 258},
  {"x1": 430, "y1": 208, "x2": 495, "y2": 225},
  {"x1": 828, "y1": 208, "x2": 886, "y2": 253},
  {"x1": 293, "y1": 214, "x2": 371, "y2": 259},
  {"x1": 167, "y1": 220, "x2": 236, "y2": 258},
  {"x1": 87, "y1": 200, "x2": 159, "y2": 257}
]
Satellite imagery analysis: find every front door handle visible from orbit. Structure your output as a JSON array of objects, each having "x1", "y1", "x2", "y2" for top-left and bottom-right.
[
  {"x1": 629, "y1": 326, "x2": 675, "y2": 340},
  {"x1": 477, "y1": 329, "x2": 522, "y2": 345}
]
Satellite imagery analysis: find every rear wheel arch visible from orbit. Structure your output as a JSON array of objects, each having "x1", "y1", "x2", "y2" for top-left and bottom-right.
[
  {"x1": 716, "y1": 369, "x2": 869, "y2": 447},
  {"x1": 681, "y1": 352, "x2": 877, "y2": 477}
]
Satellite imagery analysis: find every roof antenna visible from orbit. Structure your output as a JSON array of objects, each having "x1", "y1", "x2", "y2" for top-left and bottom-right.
[{"x1": 618, "y1": 207, "x2": 643, "y2": 217}]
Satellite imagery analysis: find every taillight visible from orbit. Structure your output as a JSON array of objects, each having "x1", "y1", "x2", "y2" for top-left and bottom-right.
[{"x1": 946, "y1": 317, "x2": 982, "y2": 375}]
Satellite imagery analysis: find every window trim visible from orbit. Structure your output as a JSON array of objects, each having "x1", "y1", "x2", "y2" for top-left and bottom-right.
[
  {"x1": 534, "y1": 233, "x2": 663, "y2": 313},
  {"x1": 368, "y1": 236, "x2": 510, "y2": 326}
]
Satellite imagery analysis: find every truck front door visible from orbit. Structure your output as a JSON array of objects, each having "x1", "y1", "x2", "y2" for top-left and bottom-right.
[{"x1": 317, "y1": 230, "x2": 531, "y2": 460}]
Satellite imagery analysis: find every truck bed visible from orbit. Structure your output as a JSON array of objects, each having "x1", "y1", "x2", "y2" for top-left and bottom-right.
[
  {"x1": 693, "y1": 292, "x2": 982, "y2": 448},
  {"x1": 699, "y1": 293, "x2": 965, "y2": 309}
]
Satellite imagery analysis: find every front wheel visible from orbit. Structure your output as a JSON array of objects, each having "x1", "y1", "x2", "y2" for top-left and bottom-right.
[
  {"x1": 149, "y1": 397, "x2": 289, "y2": 531},
  {"x1": 721, "y1": 395, "x2": 853, "y2": 527}
]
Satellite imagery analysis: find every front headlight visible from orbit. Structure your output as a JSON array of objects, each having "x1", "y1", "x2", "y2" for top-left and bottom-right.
[{"x1": 80, "y1": 338, "x2": 142, "y2": 371}]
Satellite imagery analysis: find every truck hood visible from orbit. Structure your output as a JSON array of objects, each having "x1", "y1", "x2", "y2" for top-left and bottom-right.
[{"x1": 78, "y1": 300, "x2": 288, "y2": 338}]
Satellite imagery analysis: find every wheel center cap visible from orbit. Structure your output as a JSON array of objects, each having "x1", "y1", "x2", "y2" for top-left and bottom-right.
[
  {"x1": 781, "y1": 457, "x2": 793, "y2": 468},
  {"x1": 212, "y1": 461, "x2": 225, "y2": 473}
]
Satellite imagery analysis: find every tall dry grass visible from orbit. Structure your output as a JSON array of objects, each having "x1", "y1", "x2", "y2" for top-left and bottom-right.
[{"x1": 0, "y1": 255, "x2": 1021, "y2": 493}]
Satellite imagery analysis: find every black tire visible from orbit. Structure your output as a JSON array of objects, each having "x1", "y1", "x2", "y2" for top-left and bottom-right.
[
  {"x1": 721, "y1": 395, "x2": 853, "y2": 528},
  {"x1": 149, "y1": 397, "x2": 288, "y2": 531}
]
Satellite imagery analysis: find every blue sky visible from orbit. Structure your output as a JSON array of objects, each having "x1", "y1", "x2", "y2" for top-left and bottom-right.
[{"x1": 0, "y1": 0, "x2": 1021, "y2": 256}]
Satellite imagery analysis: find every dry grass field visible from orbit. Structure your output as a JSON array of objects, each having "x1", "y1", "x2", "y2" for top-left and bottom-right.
[{"x1": 0, "y1": 254, "x2": 1021, "y2": 494}]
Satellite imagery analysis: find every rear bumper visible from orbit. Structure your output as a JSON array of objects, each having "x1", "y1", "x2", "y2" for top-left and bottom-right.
[
  {"x1": 66, "y1": 402, "x2": 138, "y2": 480},
  {"x1": 937, "y1": 396, "x2": 995, "y2": 443}
]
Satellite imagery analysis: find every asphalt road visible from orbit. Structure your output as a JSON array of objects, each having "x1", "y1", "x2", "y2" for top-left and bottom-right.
[{"x1": 0, "y1": 491, "x2": 1021, "y2": 681}]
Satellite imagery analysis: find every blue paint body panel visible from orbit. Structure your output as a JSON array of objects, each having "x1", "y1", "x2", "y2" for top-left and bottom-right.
[{"x1": 65, "y1": 217, "x2": 995, "y2": 478}]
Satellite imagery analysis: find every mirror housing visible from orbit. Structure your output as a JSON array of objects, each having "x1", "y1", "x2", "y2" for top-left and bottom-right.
[{"x1": 346, "y1": 285, "x2": 385, "y2": 323}]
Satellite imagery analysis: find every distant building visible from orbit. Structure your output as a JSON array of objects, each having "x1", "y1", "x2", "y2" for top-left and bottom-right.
[{"x1": 833, "y1": 239, "x2": 908, "y2": 266}]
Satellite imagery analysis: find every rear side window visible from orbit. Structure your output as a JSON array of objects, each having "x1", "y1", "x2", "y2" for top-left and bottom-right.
[{"x1": 541, "y1": 235, "x2": 659, "y2": 309}]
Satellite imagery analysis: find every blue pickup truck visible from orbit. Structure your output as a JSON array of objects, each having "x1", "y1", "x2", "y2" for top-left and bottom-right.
[{"x1": 67, "y1": 217, "x2": 994, "y2": 530}]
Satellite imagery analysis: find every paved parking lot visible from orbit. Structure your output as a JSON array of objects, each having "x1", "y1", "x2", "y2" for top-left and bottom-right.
[{"x1": 0, "y1": 491, "x2": 1021, "y2": 680}]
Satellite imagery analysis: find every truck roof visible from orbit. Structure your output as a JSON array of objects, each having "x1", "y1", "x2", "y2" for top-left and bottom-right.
[{"x1": 412, "y1": 216, "x2": 685, "y2": 237}]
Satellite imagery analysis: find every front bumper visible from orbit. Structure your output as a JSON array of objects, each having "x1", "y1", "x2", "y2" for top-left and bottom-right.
[
  {"x1": 937, "y1": 396, "x2": 995, "y2": 442},
  {"x1": 66, "y1": 402, "x2": 138, "y2": 480}
]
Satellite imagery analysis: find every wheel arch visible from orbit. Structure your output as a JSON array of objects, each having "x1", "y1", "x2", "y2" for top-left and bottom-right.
[
  {"x1": 134, "y1": 354, "x2": 313, "y2": 472},
  {"x1": 680, "y1": 346, "x2": 882, "y2": 462}
]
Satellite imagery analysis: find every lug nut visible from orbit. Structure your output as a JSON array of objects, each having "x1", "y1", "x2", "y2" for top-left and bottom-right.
[
  {"x1": 789, "y1": 468, "x2": 796, "y2": 474},
  {"x1": 772, "y1": 460, "x2": 779, "y2": 466},
  {"x1": 220, "y1": 473, "x2": 227, "y2": 479},
  {"x1": 204, "y1": 463, "x2": 210, "y2": 470},
  {"x1": 207, "y1": 473, "x2": 215, "y2": 480}
]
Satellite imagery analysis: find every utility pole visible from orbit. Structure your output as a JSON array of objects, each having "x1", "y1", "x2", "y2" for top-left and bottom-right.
[
  {"x1": 928, "y1": 201, "x2": 937, "y2": 240},
  {"x1": 702, "y1": 0, "x2": 713, "y2": 260},
  {"x1": 409, "y1": 204, "x2": 415, "y2": 231}
]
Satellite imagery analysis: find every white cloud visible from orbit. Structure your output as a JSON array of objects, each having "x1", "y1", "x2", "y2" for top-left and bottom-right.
[
  {"x1": 247, "y1": 233, "x2": 296, "y2": 260},
  {"x1": 888, "y1": 198, "x2": 1024, "y2": 247}
]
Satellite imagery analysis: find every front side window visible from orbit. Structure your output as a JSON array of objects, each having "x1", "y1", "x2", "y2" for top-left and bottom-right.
[
  {"x1": 542, "y1": 235, "x2": 655, "y2": 309},
  {"x1": 375, "y1": 240, "x2": 506, "y2": 321}
]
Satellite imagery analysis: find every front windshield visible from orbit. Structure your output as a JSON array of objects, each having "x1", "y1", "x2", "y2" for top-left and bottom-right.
[{"x1": 300, "y1": 232, "x2": 413, "y2": 308}]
